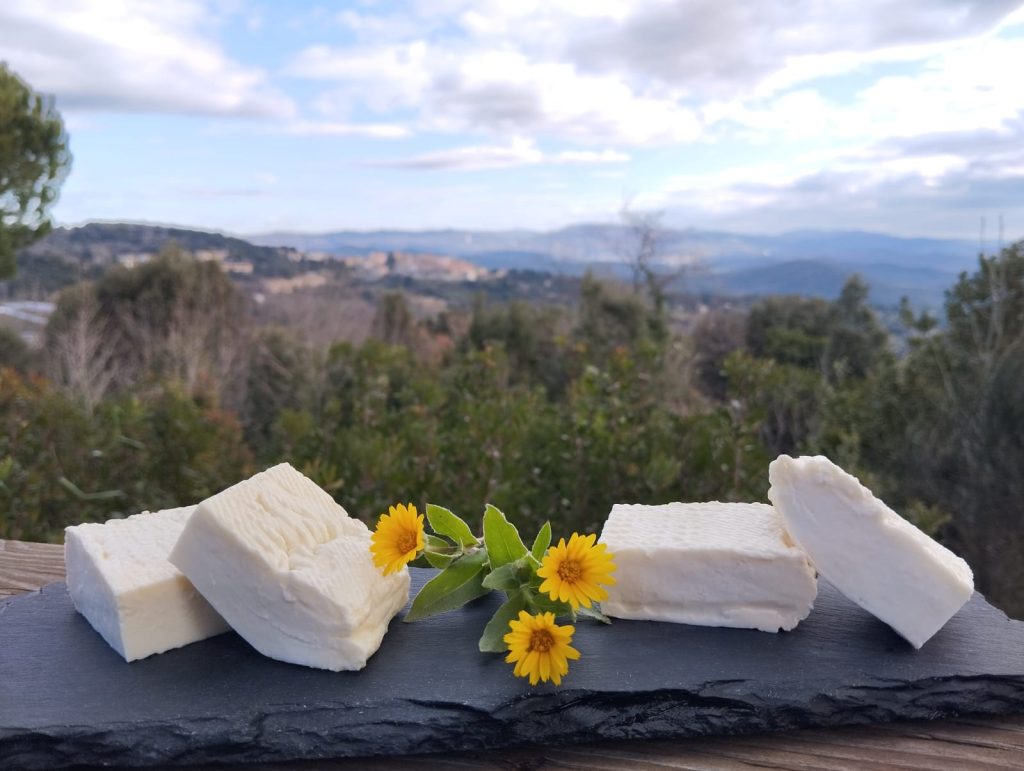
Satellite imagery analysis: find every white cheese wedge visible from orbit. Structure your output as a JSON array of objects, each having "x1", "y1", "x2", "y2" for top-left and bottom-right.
[
  {"x1": 768, "y1": 455, "x2": 974, "y2": 648},
  {"x1": 599, "y1": 502, "x2": 818, "y2": 632},
  {"x1": 169, "y1": 463, "x2": 410, "y2": 671},
  {"x1": 65, "y1": 507, "x2": 230, "y2": 662}
]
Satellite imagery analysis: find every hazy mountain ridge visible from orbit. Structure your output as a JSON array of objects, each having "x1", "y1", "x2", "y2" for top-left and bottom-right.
[
  {"x1": 253, "y1": 224, "x2": 978, "y2": 271},
  {"x1": 690, "y1": 259, "x2": 964, "y2": 308},
  {"x1": 11, "y1": 222, "x2": 985, "y2": 308},
  {"x1": 22, "y1": 223, "x2": 301, "y2": 274},
  {"x1": 255, "y1": 223, "x2": 981, "y2": 306}
]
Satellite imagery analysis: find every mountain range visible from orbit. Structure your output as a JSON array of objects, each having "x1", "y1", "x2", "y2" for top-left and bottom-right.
[
  {"x1": 12, "y1": 222, "x2": 987, "y2": 309},
  {"x1": 254, "y1": 225, "x2": 982, "y2": 307}
]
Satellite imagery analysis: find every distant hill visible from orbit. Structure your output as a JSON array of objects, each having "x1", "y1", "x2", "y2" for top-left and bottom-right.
[
  {"x1": 254, "y1": 224, "x2": 977, "y2": 271},
  {"x1": 6, "y1": 221, "x2": 984, "y2": 309},
  {"x1": 689, "y1": 259, "x2": 966, "y2": 307},
  {"x1": 255, "y1": 224, "x2": 980, "y2": 308},
  {"x1": 18, "y1": 223, "x2": 303, "y2": 279}
]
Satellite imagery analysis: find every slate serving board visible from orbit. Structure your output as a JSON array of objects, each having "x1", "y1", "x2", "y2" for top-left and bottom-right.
[{"x1": 2, "y1": 571, "x2": 1024, "y2": 770}]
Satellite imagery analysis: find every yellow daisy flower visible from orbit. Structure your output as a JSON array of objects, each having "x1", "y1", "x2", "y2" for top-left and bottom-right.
[
  {"x1": 536, "y1": 532, "x2": 617, "y2": 610},
  {"x1": 503, "y1": 610, "x2": 580, "y2": 686},
  {"x1": 370, "y1": 503, "x2": 424, "y2": 575}
]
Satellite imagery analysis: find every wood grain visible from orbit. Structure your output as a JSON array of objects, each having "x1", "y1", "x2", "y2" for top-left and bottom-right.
[
  {"x1": 3, "y1": 539, "x2": 1023, "y2": 771},
  {"x1": 0, "y1": 538, "x2": 64, "y2": 598}
]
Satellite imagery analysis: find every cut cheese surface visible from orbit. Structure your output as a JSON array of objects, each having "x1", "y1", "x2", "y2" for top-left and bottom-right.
[
  {"x1": 169, "y1": 463, "x2": 409, "y2": 671},
  {"x1": 65, "y1": 507, "x2": 230, "y2": 662},
  {"x1": 599, "y1": 502, "x2": 817, "y2": 632},
  {"x1": 768, "y1": 454, "x2": 974, "y2": 648}
]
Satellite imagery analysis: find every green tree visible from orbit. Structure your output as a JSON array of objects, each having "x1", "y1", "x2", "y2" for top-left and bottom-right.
[
  {"x1": 576, "y1": 274, "x2": 661, "y2": 363},
  {"x1": 746, "y1": 277, "x2": 890, "y2": 381},
  {"x1": 45, "y1": 246, "x2": 249, "y2": 407},
  {"x1": 0, "y1": 371, "x2": 251, "y2": 542},
  {"x1": 896, "y1": 244, "x2": 1024, "y2": 615},
  {"x1": 824, "y1": 275, "x2": 890, "y2": 379},
  {"x1": 243, "y1": 327, "x2": 314, "y2": 457},
  {"x1": 0, "y1": 64, "x2": 71, "y2": 278},
  {"x1": 747, "y1": 295, "x2": 831, "y2": 369},
  {"x1": 0, "y1": 327, "x2": 32, "y2": 373},
  {"x1": 466, "y1": 299, "x2": 570, "y2": 396},
  {"x1": 370, "y1": 292, "x2": 415, "y2": 347},
  {"x1": 691, "y1": 308, "x2": 746, "y2": 399}
]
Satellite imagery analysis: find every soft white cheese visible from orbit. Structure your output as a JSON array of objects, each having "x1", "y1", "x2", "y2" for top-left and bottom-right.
[
  {"x1": 599, "y1": 502, "x2": 817, "y2": 632},
  {"x1": 169, "y1": 463, "x2": 410, "y2": 671},
  {"x1": 768, "y1": 454, "x2": 975, "y2": 648},
  {"x1": 65, "y1": 507, "x2": 230, "y2": 662}
]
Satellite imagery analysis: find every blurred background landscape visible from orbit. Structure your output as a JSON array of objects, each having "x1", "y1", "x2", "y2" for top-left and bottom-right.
[{"x1": 0, "y1": 1, "x2": 1022, "y2": 617}]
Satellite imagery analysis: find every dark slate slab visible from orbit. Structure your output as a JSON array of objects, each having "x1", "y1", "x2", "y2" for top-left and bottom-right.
[{"x1": 2, "y1": 571, "x2": 1024, "y2": 770}]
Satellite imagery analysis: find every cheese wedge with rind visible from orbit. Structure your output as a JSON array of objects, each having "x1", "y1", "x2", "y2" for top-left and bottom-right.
[
  {"x1": 65, "y1": 507, "x2": 230, "y2": 662},
  {"x1": 599, "y1": 502, "x2": 817, "y2": 632},
  {"x1": 768, "y1": 454, "x2": 974, "y2": 648},
  {"x1": 169, "y1": 463, "x2": 409, "y2": 671}
]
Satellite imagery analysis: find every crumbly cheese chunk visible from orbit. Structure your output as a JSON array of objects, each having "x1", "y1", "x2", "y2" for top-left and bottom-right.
[
  {"x1": 169, "y1": 463, "x2": 409, "y2": 671},
  {"x1": 599, "y1": 502, "x2": 818, "y2": 632},
  {"x1": 768, "y1": 454, "x2": 974, "y2": 648},
  {"x1": 65, "y1": 507, "x2": 230, "y2": 662}
]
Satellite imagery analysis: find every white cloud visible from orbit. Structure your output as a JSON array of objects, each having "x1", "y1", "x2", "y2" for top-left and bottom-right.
[
  {"x1": 696, "y1": 32, "x2": 1024, "y2": 174},
  {"x1": 287, "y1": 1, "x2": 1024, "y2": 150},
  {"x1": 372, "y1": 138, "x2": 629, "y2": 170},
  {"x1": 375, "y1": 137, "x2": 542, "y2": 170},
  {"x1": 289, "y1": 43, "x2": 700, "y2": 145},
  {"x1": 31, "y1": 0, "x2": 1024, "y2": 235},
  {"x1": 566, "y1": 0, "x2": 1021, "y2": 97},
  {"x1": 294, "y1": 42, "x2": 432, "y2": 113},
  {"x1": 0, "y1": 0, "x2": 294, "y2": 118},
  {"x1": 556, "y1": 149, "x2": 630, "y2": 164},
  {"x1": 652, "y1": 124, "x2": 1024, "y2": 238},
  {"x1": 281, "y1": 120, "x2": 410, "y2": 139},
  {"x1": 854, "y1": 37, "x2": 1024, "y2": 138}
]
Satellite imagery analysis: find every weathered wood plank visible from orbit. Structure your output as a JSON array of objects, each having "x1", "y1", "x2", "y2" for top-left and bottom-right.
[
  {"x1": 0, "y1": 538, "x2": 64, "y2": 598},
  {"x1": 3, "y1": 539, "x2": 1024, "y2": 771}
]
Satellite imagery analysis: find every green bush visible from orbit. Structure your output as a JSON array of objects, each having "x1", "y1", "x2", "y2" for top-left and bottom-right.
[
  {"x1": 0, "y1": 370, "x2": 250, "y2": 541},
  {"x1": 5, "y1": 245, "x2": 1024, "y2": 619}
]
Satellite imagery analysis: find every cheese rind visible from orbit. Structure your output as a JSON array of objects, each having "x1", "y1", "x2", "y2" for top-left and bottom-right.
[
  {"x1": 599, "y1": 502, "x2": 817, "y2": 632},
  {"x1": 768, "y1": 454, "x2": 974, "y2": 648},
  {"x1": 65, "y1": 507, "x2": 230, "y2": 662},
  {"x1": 169, "y1": 463, "x2": 410, "y2": 671}
]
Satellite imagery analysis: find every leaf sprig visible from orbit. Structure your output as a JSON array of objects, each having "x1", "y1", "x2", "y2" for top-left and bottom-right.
[{"x1": 397, "y1": 504, "x2": 611, "y2": 654}]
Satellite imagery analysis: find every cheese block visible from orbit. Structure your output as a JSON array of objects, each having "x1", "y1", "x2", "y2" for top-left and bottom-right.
[
  {"x1": 65, "y1": 507, "x2": 230, "y2": 662},
  {"x1": 169, "y1": 463, "x2": 410, "y2": 671},
  {"x1": 599, "y1": 502, "x2": 817, "y2": 632},
  {"x1": 768, "y1": 454, "x2": 974, "y2": 648}
]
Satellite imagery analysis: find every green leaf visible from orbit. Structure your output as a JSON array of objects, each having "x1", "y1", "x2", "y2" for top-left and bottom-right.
[
  {"x1": 423, "y1": 533, "x2": 458, "y2": 569},
  {"x1": 530, "y1": 521, "x2": 552, "y2": 563},
  {"x1": 478, "y1": 590, "x2": 529, "y2": 653},
  {"x1": 425, "y1": 533, "x2": 455, "y2": 552},
  {"x1": 409, "y1": 534, "x2": 455, "y2": 569},
  {"x1": 483, "y1": 504, "x2": 528, "y2": 570},
  {"x1": 57, "y1": 476, "x2": 125, "y2": 502},
  {"x1": 527, "y1": 590, "x2": 573, "y2": 617},
  {"x1": 575, "y1": 604, "x2": 612, "y2": 624},
  {"x1": 426, "y1": 504, "x2": 478, "y2": 547},
  {"x1": 424, "y1": 550, "x2": 454, "y2": 569},
  {"x1": 481, "y1": 562, "x2": 521, "y2": 591},
  {"x1": 403, "y1": 549, "x2": 489, "y2": 623}
]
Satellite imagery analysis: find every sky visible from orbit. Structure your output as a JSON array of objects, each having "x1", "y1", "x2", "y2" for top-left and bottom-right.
[{"x1": 2, "y1": 0, "x2": 1024, "y2": 240}]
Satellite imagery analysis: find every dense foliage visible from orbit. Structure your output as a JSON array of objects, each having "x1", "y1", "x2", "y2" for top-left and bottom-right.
[
  {"x1": 0, "y1": 64, "x2": 70, "y2": 278},
  {"x1": 1, "y1": 243, "x2": 1022, "y2": 617}
]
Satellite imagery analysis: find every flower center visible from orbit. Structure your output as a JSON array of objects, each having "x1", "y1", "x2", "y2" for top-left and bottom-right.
[
  {"x1": 396, "y1": 531, "x2": 418, "y2": 554},
  {"x1": 557, "y1": 559, "x2": 582, "y2": 583},
  {"x1": 529, "y1": 630, "x2": 554, "y2": 653}
]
